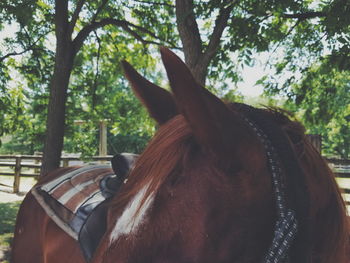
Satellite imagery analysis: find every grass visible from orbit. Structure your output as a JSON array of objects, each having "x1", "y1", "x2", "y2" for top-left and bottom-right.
[{"x1": 0, "y1": 201, "x2": 21, "y2": 263}]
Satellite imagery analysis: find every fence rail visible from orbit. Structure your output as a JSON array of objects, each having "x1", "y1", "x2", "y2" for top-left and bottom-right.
[
  {"x1": 0, "y1": 155, "x2": 349, "y2": 195},
  {"x1": 0, "y1": 155, "x2": 113, "y2": 193},
  {"x1": 327, "y1": 158, "x2": 350, "y2": 179}
]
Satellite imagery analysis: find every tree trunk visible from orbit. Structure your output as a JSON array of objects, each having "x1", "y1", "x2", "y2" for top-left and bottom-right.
[
  {"x1": 40, "y1": 0, "x2": 177, "y2": 175},
  {"x1": 191, "y1": 62, "x2": 209, "y2": 86},
  {"x1": 40, "y1": 0, "x2": 75, "y2": 176},
  {"x1": 175, "y1": 0, "x2": 205, "y2": 85},
  {"x1": 176, "y1": 0, "x2": 233, "y2": 86},
  {"x1": 40, "y1": 42, "x2": 74, "y2": 176}
]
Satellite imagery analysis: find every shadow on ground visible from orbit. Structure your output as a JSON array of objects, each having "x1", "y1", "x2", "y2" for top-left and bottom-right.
[
  {"x1": 0, "y1": 188, "x2": 27, "y2": 195},
  {"x1": 0, "y1": 201, "x2": 21, "y2": 263}
]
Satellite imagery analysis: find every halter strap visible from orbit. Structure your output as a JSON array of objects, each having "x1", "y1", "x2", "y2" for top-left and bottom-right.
[{"x1": 243, "y1": 116, "x2": 298, "y2": 263}]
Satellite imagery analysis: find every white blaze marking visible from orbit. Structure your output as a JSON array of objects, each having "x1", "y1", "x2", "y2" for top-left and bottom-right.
[{"x1": 110, "y1": 183, "x2": 155, "y2": 243}]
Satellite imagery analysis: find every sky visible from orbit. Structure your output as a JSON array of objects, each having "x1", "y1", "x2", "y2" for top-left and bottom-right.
[{"x1": 236, "y1": 60, "x2": 266, "y2": 97}]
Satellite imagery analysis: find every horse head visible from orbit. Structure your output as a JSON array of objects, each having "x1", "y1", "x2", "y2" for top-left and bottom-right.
[{"x1": 96, "y1": 48, "x2": 348, "y2": 263}]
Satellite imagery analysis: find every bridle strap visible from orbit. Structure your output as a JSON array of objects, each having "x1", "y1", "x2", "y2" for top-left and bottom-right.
[{"x1": 243, "y1": 116, "x2": 298, "y2": 263}]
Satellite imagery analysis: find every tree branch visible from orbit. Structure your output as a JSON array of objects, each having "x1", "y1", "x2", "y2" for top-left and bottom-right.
[
  {"x1": 0, "y1": 32, "x2": 48, "y2": 62},
  {"x1": 282, "y1": 11, "x2": 326, "y2": 20},
  {"x1": 91, "y1": 0, "x2": 109, "y2": 22},
  {"x1": 72, "y1": 18, "x2": 178, "y2": 53},
  {"x1": 204, "y1": 0, "x2": 237, "y2": 64},
  {"x1": 175, "y1": 0, "x2": 202, "y2": 67},
  {"x1": 120, "y1": 25, "x2": 166, "y2": 46},
  {"x1": 132, "y1": 0, "x2": 175, "y2": 8},
  {"x1": 0, "y1": 49, "x2": 30, "y2": 62},
  {"x1": 270, "y1": 20, "x2": 301, "y2": 55},
  {"x1": 72, "y1": 19, "x2": 130, "y2": 52},
  {"x1": 68, "y1": 0, "x2": 87, "y2": 35},
  {"x1": 267, "y1": 11, "x2": 326, "y2": 57}
]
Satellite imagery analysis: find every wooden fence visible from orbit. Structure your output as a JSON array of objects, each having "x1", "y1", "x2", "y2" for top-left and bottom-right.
[
  {"x1": 0, "y1": 155, "x2": 113, "y2": 193},
  {"x1": 327, "y1": 158, "x2": 350, "y2": 205},
  {"x1": 0, "y1": 155, "x2": 349, "y2": 196}
]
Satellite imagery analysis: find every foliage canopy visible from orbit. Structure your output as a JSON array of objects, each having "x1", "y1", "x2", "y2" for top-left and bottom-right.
[{"x1": 0, "y1": 0, "x2": 349, "y2": 158}]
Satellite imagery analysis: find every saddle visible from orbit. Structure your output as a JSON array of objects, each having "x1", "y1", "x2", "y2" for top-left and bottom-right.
[{"x1": 32, "y1": 153, "x2": 138, "y2": 262}]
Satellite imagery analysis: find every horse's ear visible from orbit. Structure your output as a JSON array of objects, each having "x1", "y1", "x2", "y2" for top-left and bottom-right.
[
  {"x1": 121, "y1": 60, "x2": 178, "y2": 125},
  {"x1": 160, "y1": 47, "x2": 248, "y2": 157}
]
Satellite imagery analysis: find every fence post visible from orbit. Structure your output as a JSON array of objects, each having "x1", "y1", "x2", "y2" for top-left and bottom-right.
[
  {"x1": 63, "y1": 159, "x2": 69, "y2": 167},
  {"x1": 34, "y1": 152, "x2": 42, "y2": 175},
  {"x1": 13, "y1": 156, "x2": 22, "y2": 193},
  {"x1": 99, "y1": 120, "x2": 107, "y2": 157}
]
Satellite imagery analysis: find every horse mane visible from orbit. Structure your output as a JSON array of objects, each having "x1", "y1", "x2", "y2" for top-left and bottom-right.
[
  {"x1": 109, "y1": 103, "x2": 348, "y2": 262},
  {"x1": 109, "y1": 115, "x2": 194, "y2": 217}
]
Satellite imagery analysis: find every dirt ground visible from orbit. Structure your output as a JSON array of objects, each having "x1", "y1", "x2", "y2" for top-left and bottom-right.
[
  {"x1": 0, "y1": 176, "x2": 36, "y2": 203},
  {"x1": 0, "y1": 189, "x2": 27, "y2": 203}
]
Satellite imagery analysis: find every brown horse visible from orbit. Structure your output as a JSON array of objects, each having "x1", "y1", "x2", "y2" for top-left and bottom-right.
[{"x1": 12, "y1": 48, "x2": 348, "y2": 263}]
